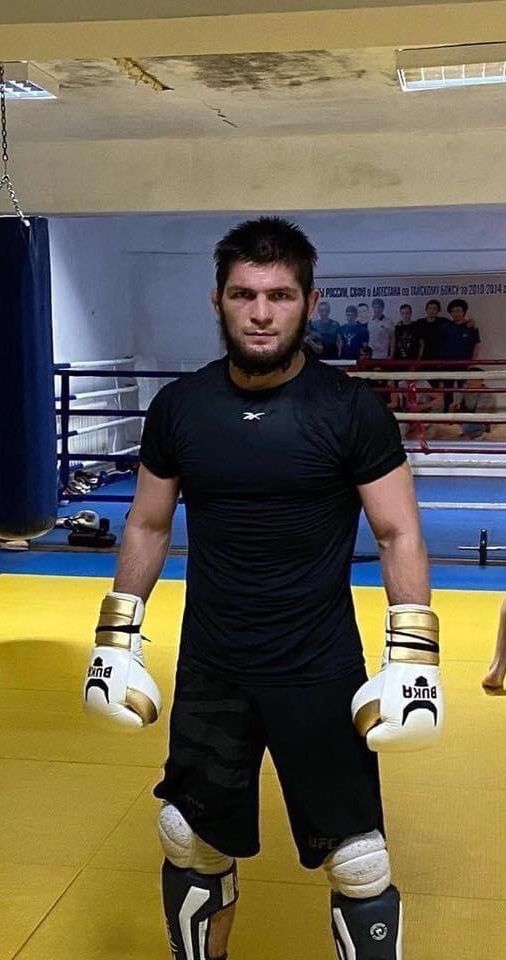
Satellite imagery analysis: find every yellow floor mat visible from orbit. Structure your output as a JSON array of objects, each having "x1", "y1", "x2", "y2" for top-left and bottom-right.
[{"x1": 1, "y1": 575, "x2": 505, "y2": 959}]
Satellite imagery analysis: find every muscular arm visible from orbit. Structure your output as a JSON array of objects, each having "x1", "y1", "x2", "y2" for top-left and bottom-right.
[
  {"x1": 113, "y1": 465, "x2": 180, "y2": 602},
  {"x1": 358, "y1": 462, "x2": 430, "y2": 606}
]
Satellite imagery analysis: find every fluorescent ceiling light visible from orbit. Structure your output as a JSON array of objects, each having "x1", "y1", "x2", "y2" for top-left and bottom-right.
[
  {"x1": 2, "y1": 62, "x2": 59, "y2": 100},
  {"x1": 397, "y1": 43, "x2": 506, "y2": 92}
]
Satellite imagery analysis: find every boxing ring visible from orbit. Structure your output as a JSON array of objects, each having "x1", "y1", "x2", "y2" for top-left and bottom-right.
[
  {"x1": 2, "y1": 354, "x2": 504, "y2": 584},
  {"x1": 11, "y1": 356, "x2": 499, "y2": 572},
  {"x1": 2, "y1": 356, "x2": 506, "y2": 960}
]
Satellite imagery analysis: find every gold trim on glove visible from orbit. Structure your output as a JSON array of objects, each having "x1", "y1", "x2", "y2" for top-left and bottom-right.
[
  {"x1": 389, "y1": 608, "x2": 439, "y2": 644},
  {"x1": 354, "y1": 699, "x2": 381, "y2": 738},
  {"x1": 387, "y1": 608, "x2": 440, "y2": 665},
  {"x1": 96, "y1": 594, "x2": 138, "y2": 649},
  {"x1": 126, "y1": 688, "x2": 159, "y2": 724}
]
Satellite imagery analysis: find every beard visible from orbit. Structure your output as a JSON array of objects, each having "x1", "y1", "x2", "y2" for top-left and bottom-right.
[{"x1": 218, "y1": 304, "x2": 309, "y2": 376}]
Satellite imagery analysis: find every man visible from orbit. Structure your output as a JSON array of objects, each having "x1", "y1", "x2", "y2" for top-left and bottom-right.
[
  {"x1": 440, "y1": 299, "x2": 480, "y2": 411},
  {"x1": 339, "y1": 304, "x2": 369, "y2": 360},
  {"x1": 442, "y1": 299, "x2": 480, "y2": 365},
  {"x1": 306, "y1": 298, "x2": 340, "y2": 358},
  {"x1": 449, "y1": 369, "x2": 495, "y2": 439},
  {"x1": 414, "y1": 300, "x2": 447, "y2": 362},
  {"x1": 83, "y1": 217, "x2": 443, "y2": 960},
  {"x1": 396, "y1": 377, "x2": 444, "y2": 442},
  {"x1": 357, "y1": 303, "x2": 370, "y2": 326},
  {"x1": 367, "y1": 298, "x2": 394, "y2": 360},
  {"x1": 393, "y1": 304, "x2": 419, "y2": 362}
]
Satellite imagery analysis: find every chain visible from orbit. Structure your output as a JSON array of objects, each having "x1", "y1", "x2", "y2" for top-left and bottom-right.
[
  {"x1": 1, "y1": 64, "x2": 8, "y2": 168},
  {"x1": 0, "y1": 61, "x2": 29, "y2": 224}
]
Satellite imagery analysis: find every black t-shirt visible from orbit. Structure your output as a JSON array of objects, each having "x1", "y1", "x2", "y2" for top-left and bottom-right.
[
  {"x1": 394, "y1": 322, "x2": 420, "y2": 360},
  {"x1": 140, "y1": 356, "x2": 406, "y2": 684},
  {"x1": 414, "y1": 317, "x2": 447, "y2": 360}
]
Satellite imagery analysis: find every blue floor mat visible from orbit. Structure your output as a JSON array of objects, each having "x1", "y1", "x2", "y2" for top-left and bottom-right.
[
  {"x1": 356, "y1": 507, "x2": 505, "y2": 559},
  {"x1": 414, "y1": 476, "x2": 505, "y2": 504},
  {"x1": 2, "y1": 549, "x2": 504, "y2": 590},
  {"x1": 2, "y1": 474, "x2": 504, "y2": 588}
]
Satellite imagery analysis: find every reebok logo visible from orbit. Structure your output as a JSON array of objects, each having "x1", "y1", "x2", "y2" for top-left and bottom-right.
[
  {"x1": 243, "y1": 411, "x2": 265, "y2": 421},
  {"x1": 84, "y1": 656, "x2": 112, "y2": 702},
  {"x1": 402, "y1": 676, "x2": 438, "y2": 726}
]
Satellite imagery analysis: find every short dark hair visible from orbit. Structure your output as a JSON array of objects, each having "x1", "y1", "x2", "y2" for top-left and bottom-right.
[
  {"x1": 357, "y1": 303, "x2": 369, "y2": 310},
  {"x1": 426, "y1": 299, "x2": 441, "y2": 311},
  {"x1": 214, "y1": 216, "x2": 317, "y2": 298},
  {"x1": 448, "y1": 298, "x2": 468, "y2": 313},
  {"x1": 345, "y1": 305, "x2": 358, "y2": 318},
  {"x1": 400, "y1": 303, "x2": 412, "y2": 312},
  {"x1": 372, "y1": 298, "x2": 385, "y2": 309}
]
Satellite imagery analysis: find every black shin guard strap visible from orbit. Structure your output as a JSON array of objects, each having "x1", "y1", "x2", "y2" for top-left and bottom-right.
[
  {"x1": 331, "y1": 885, "x2": 402, "y2": 959},
  {"x1": 162, "y1": 858, "x2": 238, "y2": 959}
]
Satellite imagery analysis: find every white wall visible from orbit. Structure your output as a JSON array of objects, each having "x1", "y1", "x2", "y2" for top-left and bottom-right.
[
  {"x1": 49, "y1": 205, "x2": 506, "y2": 367},
  {"x1": 49, "y1": 218, "x2": 135, "y2": 363}
]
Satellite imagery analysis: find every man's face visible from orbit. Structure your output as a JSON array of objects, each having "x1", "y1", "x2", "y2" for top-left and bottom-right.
[
  {"x1": 357, "y1": 305, "x2": 369, "y2": 323},
  {"x1": 214, "y1": 261, "x2": 318, "y2": 375},
  {"x1": 400, "y1": 307, "x2": 412, "y2": 324},
  {"x1": 345, "y1": 310, "x2": 357, "y2": 325},
  {"x1": 318, "y1": 301, "x2": 331, "y2": 321},
  {"x1": 426, "y1": 303, "x2": 439, "y2": 319},
  {"x1": 372, "y1": 303, "x2": 383, "y2": 319},
  {"x1": 449, "y1": 306, "x2": 466, "y2": 323}
]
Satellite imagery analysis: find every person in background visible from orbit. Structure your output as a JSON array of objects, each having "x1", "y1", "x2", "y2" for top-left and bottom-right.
[
  {"x1": 441, "y1": 300, "x2": 481, "y2": 411},
  {"x1": 393, "y1": 304, "x2": 420, "y2": 362},
  {"x1": 339, "y1": 305, "x2": 369, "y2": 361},
  {"x1": 414, "y1": 300, "x2": 447, "y2": 362},
  {"x1": 482, "y1": 599, "x2": 506, "y2": 691},
  {"x1": 305, "y1": 299, "x2": 340, "y2": 359},
  {"x1": 367, "y1": 298, "x2": 394, "y2": 360},
  {"x1": 449, "y1": 369, "x2": 497, "y2": 439},
  {"x1": 357, "y1": 303, "x2": 370, "y2": 327},
  {"x1": 442, "y1": 299, "x2": 480, "y2": 366}
]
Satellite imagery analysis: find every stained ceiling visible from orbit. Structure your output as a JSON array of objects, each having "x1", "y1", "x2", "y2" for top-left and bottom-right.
[{"x1": 7, "y1": 50, "x2": 506, "y2": 143}]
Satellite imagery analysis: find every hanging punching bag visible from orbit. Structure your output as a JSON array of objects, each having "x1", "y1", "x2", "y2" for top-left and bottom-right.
[{"x1": 0, "y1": 217, "x2": 57, "y2": 539}]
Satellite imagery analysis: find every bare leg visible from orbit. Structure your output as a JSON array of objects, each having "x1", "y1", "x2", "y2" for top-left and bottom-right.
[
  {"x1": 482, "y1": 599, "x2": 506, "y2": 691},
  {"x1": 208, "y1": 903, "x2": 236, "y2": 958}
]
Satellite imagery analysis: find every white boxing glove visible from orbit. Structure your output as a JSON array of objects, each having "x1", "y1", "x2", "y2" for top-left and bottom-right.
[
  {"x1": 83, "y1": 591, "x2": 162, "y2": 730},
  {"x1": 352, "y1": 604, "x2": 443, "y2": 752}
]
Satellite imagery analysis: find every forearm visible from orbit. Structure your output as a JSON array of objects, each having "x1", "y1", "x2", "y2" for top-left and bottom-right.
[
  {"x1": 113, "y1": 519, "x2": 172, "y2": 602},
  {"x1": 378, "y1": 530, "x2": 430, "y2": 606}
]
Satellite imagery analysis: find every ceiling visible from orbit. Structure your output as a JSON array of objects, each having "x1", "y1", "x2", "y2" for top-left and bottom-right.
[
  {"x1": 3, "y1": 1, "x2": 506, "y2": 213},
  {"x1": 7, "y1": 47, "x2": 506, "y2": 143},
  {"x1": 1, "y1": 0, "x2": 491, "y2": 24}
]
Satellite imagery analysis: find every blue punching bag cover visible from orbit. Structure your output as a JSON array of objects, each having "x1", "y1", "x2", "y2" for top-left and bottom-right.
[{"x1": 0, "y1": 217, "x2": 57, "y2": 539}]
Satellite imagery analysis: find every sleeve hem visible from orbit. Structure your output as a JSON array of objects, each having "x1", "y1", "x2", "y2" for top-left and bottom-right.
[
  {"x1": 139, "y1": 456, "x2": 179, "y2": 480},
  {"x1": 354, "y1": 449, "x2": 407, "y2": 486}
]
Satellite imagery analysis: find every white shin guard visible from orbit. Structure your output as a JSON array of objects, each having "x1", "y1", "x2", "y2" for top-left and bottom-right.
[
  {"x1": 158, "y1": 804, "x2": 233, "y2": 875},
  {"x1": 324, "y1": 831, "x2": 402, "y2": 960},
  {"x1": 324, "y1": 830, "x2": 391, "y2": 899}
]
